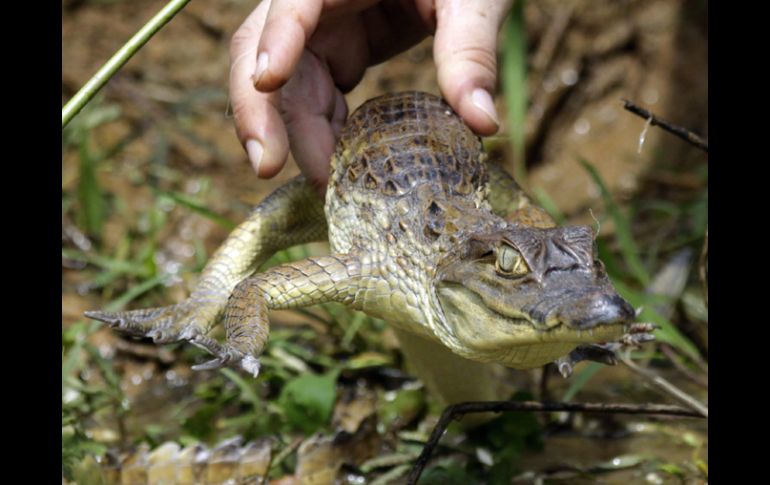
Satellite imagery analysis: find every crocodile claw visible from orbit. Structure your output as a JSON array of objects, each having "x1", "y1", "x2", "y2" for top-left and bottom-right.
[
  {"x1": 555, "y1": 344, "x2": 619, "y2": 378},
  {"x1": 84, "y1": 308, "x2": 174, "y2": 336},
  {"x1": 191, "y1": 357, "x2": 227, "y2": 372},
  {"x1": 554, "y1": 323, "x2": 658, "y2": 378},
  {"x1": 556, "y1": 361, "x2": 574, "y2": 379},
  {"x1": 191, "y1": 353, "x2": 261, "y2": 378},
  {"x1": 85, "y1": 300, "x2": 263, "y2": 377},
  {"x1": 188, "y1": 334, "x2": 260, "y2": 377},
  {"x1": 83, "y1": 309, "x2": 125, "y2": 328}
]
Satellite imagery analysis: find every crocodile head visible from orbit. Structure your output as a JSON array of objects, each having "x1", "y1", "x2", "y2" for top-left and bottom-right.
[{"x1": 435, "y1": 219, "x2": 636, "y2": 368}]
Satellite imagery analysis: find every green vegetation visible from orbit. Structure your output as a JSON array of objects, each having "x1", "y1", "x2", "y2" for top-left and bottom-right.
[{"x1": 501, "y1": 0, "x2": 529, "y2": 186}]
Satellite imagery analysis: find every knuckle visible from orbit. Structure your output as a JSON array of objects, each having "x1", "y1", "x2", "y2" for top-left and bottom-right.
[
  {"x1": 453, "y1": 44, "x2": 498, "y2": 79},
  {"x1": 231, "y1": 100, "x2": 250, "y2": 126},
  {"x1": 281, "y1": 3, "x2": 315, "y2": 37},
  {"x1": 230, "y1": 26, "x2": 257, "y2": 59}
]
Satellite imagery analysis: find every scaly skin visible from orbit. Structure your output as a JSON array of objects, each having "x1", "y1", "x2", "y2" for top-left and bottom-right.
[{"x1": 87, "y1": 91, "x2": 653, "y2": 380}]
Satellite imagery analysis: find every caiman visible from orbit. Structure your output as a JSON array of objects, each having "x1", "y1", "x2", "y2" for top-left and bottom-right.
[{"x1": 86, "y1": 91, "x2": 653, "y2": 405}]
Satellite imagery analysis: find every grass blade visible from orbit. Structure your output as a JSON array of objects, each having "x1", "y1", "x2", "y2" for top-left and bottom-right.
[
  {"x1": 158, "y1": 191, "x2": 236, "y2": 230},
  {"x1": 502, "y1": 0, "x2": 528, "y2": 186},
  {"x1": 220, "y1": 368, "x2": 261, "y2": 409},
  {"x1": 612, "y1": 279, "x2": 700, "y2": 360},
  {"x1": 580, "y1": 158, "x2": 650, "y2": 286},
  {"x1": 562, "y1": 362, "x2": 603, "y2": 401},
  {"x1": 104, "y1": 274, "x2": 169, "y2": 312},
  {"x1": 532, "y1": 186, "x2": 565, "y2": 224},
  {"x1": 77, "y1": 136, "x2": 105, "y2": 238}
]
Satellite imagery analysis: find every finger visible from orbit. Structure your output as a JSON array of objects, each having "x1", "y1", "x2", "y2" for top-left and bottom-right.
[
  {"x1": 289, "y1": 89, "x2": 348, "y2": 195},
  {"x1": 229, "y1": 3, "x2": 290, "y2": 177},
  {"x1": 286, "y1": 107, "x2": 338, "y2": 195},
  {"x1": 254, "y1": 0, "x2": 324, "y2": 91},
  {"x1": 282, "y1": 52, "x2": 347, "y2": 194},
  {"x1": 434, "y1": 0, "x2": 513, "y2": 136},
  {"x1": 330, "y1": 89, "x2": 348, "y2": 140}
]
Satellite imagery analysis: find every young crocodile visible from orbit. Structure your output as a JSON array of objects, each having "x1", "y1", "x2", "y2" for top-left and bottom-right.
[{"x1": 86, "y1": 91, "x2": 652, "y2": 388}]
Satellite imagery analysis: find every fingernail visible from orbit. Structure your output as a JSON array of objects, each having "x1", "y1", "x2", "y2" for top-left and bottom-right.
[
  {"x1": 246, "y1": 139, "x2": 263, "y2": 175},
  {"x1": 254, "y1": 52, "x2": 269, "y2": 86},
  {"x1": 471, "y1": 88, "x2": 500, "y2": 127}
]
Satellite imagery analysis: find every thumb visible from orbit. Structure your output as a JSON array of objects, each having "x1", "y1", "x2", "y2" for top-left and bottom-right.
[{"x1": 433, "y1": 0, "x2": 514, "y2": 136}]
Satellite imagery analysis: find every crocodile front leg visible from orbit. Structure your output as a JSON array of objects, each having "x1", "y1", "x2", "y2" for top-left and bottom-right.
[
  {"x1": 554, "y1": 323, "x2": 658, "y2": 377},
  {"x1": 192, "y1": 254, "x2": 363, "y2": 375},
  {"x1": 85, "y1": 176, "x2": 327, "y2": 370}
]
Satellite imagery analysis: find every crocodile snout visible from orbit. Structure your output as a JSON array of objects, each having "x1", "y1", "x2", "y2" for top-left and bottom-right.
[{"x1": 556, "y1": 293, "x2": 635, "y2": 329}]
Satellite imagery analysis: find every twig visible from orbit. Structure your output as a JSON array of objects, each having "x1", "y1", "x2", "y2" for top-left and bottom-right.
[
  {"x1": 619, "y1": 354, "x2": 708, "y2": 418},
  {"x1": 62, "y1": 0, "x2": 192, "y2": 128},
  {"x1": 268, "y1": 436, "x2": 303, "y2": 473},
  {"x1": 539, "y1": 363, "x2": 553, "y2": 402},
  {"x1": 260, "y1": 440, "x2": 274, "y2": 485},
  {"x1": 700, "y1": 227, "x2": 708, "y2": 307},
  {"x1": 622, "y1": 99, "x2": 708, "y2": 152},
  {"x1": 659, "y1": 344, "x2": 708, "y2": 389},
  {"x1": 406, "y1": 400, "x2": 704, "y2": 484}
]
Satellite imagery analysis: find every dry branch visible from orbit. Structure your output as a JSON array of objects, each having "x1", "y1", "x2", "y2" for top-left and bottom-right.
[
  {"x1": 622, "y1": 99, "x2": 708, "y2": 152},
  {"x1": 406, "y1": 399, "x2": 704, "y2": 484}
]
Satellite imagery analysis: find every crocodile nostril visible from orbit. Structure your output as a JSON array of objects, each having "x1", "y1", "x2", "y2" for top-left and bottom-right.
[
  {"x1": 581, "y1": 294, "x2": 635, "y2": 328},
  {"x1": 558, "y1": 293, "x2": 635, "y2": 329},
  {"x1": 609, "y1": 294, "x2": 635, "y2": 321}
]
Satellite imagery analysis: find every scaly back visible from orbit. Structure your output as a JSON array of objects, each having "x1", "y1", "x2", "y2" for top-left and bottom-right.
[{"x1": 328, "y1": 92, "x2": 487, "y2": 200}]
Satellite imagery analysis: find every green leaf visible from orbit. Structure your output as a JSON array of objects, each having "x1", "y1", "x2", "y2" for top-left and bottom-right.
[
  {"x1": 278, "y1": 368, "x2": 340, "y2": 433},
  {"x1": 378, "y1": 387, "x2": 425, "y2": 429}
]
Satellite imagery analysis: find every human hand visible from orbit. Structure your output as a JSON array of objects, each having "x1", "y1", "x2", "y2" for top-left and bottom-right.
[{"x1": 229, "y1": 0, "x2": 513, "y2": 194}]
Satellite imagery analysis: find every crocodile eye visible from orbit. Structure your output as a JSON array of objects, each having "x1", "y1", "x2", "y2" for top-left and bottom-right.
[{"x1": 496, "y1": 244, "x2": 529, "y2": 276}]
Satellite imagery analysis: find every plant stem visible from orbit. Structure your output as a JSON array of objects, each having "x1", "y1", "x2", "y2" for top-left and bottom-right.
[
  {"x1": 62, "y1": 0, "x2": 193, "y2": 128},
  {"x1": 620, "y1": 354, "x2": 708, "y2": 418}
]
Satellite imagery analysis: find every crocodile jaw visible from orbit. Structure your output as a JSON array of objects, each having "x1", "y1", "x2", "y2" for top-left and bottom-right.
[{"x1": 436, "y1": 284, "x2": 628, "y2": 368}]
